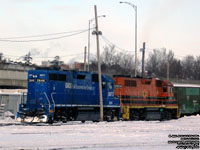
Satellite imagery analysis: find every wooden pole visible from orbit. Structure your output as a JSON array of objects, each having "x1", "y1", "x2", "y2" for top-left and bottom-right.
[
  {"x1": 141, "y1": 42, "x2": 145, "y2": 78},
  {"x1": 167, "y1": 61, "x2": 169, "y2": 81},
  {"x1": 94, "y1": 5, "x2": 104, "y2": 121},
  {"x1": 84, "y1": 46, "x2": 87, "y2": 71}
]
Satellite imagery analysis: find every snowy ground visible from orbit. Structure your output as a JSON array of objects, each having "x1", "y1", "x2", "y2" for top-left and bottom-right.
[{"x1": 0, "y1": 116, "x2": 200, "y2": 150}]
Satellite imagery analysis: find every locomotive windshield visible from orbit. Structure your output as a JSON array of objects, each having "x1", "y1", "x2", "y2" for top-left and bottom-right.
[
  {"x1": 49, "y1": 73, "x2": 66, "y2": 81},
  {"x1": 163, "y1": 86, "x2": 167, "y2": 92}
]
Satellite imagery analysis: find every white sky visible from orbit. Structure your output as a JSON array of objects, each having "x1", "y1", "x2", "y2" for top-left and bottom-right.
[{"x1": 0, "y1": 0, "x2": 199, "y2": 64}]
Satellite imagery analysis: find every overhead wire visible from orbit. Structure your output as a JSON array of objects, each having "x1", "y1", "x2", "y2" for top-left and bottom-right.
[
  {"x1": 101, "y1": 35, "x2": 132, "y2": 53},
  {"x1": 0, "y1": 28, "x2": 94, "y2": 42},
  {"x1": 0, "y1": 29, "x2": 92, "y2": 40},
  {"x1": 3, "y1": 52, "x2": 84, "y2": 61},
  {"x1": 100, "y1": 35, "x2": 143, "y2": 56},
  {"x1": 0, "y1": 28, "x2": 91, "y2": 64},
  {"x1": 61, "y1": 53, "x2": 83, "y2": 58}
]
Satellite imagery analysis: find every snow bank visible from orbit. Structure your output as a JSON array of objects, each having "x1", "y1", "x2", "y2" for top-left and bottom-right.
[{"x1": 0, "y1": 116, "x2": 199, "y2": 150}]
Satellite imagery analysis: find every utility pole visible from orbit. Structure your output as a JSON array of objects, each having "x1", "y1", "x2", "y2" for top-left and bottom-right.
[
  {"x1": 135, "y1": 5, "x2": 137, "y2": 77},
  {"x1": 167, "y1": 61, "x2": 169, "y2": 81},
  {"x1": 88, "y1": 15, "x2": 106, "y2": 71},
  {"x1": 88, "y1": 20, "x2": 91, "y2": 71},
  {"x1": 141, "y1": 42, "x2": 145, "y2": 78},
  {"x1": 84, "y1": 46, "x2": 87, "y2": 71},
  {"x1": 94, "y1": 5, "x2": 104, "y2": 121}
]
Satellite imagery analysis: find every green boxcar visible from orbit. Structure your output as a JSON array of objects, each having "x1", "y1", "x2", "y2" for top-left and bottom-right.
[{"x1": 173, "y1": 84, "x2": 200, "y2": 116}]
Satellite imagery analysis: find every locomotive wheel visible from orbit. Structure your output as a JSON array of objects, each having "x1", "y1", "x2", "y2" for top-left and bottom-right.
[
  {"x1": 93, "y1": 120, "x2": 99, "y2": 122},
  {"x1": 134, "y1": 112, "x2": 140, "y2": 120},
  {"x1": 20, "y1": 115, "x2": 26, "y2": 122},
  {"x1": 159, "y1": 112, "x2": 165, "y2": 121},
  {"x1": 62, "y1": 119, "x2": 67, "y2": 123},
  {"x1": 131, "y1": 111, "x2": 140, "y2": 120},
  {"x1": 104, "y1": 110, "x2": 115, "y2": 122},
  {"x1": 166, "y1": 111, "x2": 172, "y2": 120},
  {"x1": 48, "y1": 117, "x2": 54, "y2": 124}
]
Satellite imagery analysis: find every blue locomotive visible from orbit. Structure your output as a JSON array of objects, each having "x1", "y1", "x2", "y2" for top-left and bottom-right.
[{"x1": 17, "y1": 69, "x2": 120, "y2": 123}]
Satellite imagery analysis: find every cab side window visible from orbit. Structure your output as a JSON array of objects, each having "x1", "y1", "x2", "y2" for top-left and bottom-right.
[
  {"x1": 169, "y1": 87, "x2": 173, "y2": 93},
  {"x1": 49, "y1": 73, "x2": 66, "y2": 81},
  {"x1": 102, "y1": 82, "x2": 106, "y2": 89},
  {"x1": 92, "y1": 74, "x2": 98, "y2": 82},
  {"x1": 108, "y1": 82, "x2": 113, "y2": 90},
  {"x1": 163, "y1": 86, "x2": 167, "y2": 92}
]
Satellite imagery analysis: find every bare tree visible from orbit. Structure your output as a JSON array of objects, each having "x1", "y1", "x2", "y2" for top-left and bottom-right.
[
  {"x1": 146, "y1": 49, "x2": 162, "y2": 77},
  {"x1": 101, "y1": 45, "x2": 116, "y2": 67},
  {"x1": 92, "y1": 45, "x2": 200, "y2": 81},
  {"x1": 23, "y1": 52, "x2": 32, "y2": 65},
  {"x1": 51, "y1": 56, "x2": 60, "y2": 66},
  {"x1": 0, "y1": 53, "x2": 3, "y2": 62},
  {"x1": 50, "y1": 56, "x2": 64, "y2": 67},
  {"x1": 90, "y1": 45, "x2": 136, "y2": 76},
  {"x1": 193, "y1": 56, "x2": 200, "y2": 80},
  {"x1": 146, "y1": 48, "x2": 179, "y2": 78},
  {"x1": 182, "y1": 55, "x2": 195, "y2": 80},
  {"x1": 117, "y1": 52, "x2": 135, "y2": 75}
]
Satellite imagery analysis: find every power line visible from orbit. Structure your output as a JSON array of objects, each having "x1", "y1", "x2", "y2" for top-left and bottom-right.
[
  {"x1": 101, "y1": 35, "x2": 132, "y2": 52},
  {"x1": 3, "y1": 52, "x2": 84, "y2": 59},
  {"x1": 0, "y1": 29, "x2": 91, "y2": 42},
  {"x1": 101, "y1": 35, "x2": 142, "y2": 55},
  {"x1": 30, "y1": 53, "x2": 84, "y2": 59},
  {"x1": 60, "y1": 53, "x2": 84, "y2": 58},
  {"x1": 0, "y1": 29, "x2": 93, "y2": 40}
]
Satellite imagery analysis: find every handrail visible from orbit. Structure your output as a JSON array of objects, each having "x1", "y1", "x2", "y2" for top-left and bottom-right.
[
  {"x1": 43, "y1": 92, "x2": 51, "y2": 112},
  {"x1": 21, "y1": 92, "x2": 27, "y2": 105},
  {"x1": 51, "y1": 92, "x2": 56, "y2": 112}
]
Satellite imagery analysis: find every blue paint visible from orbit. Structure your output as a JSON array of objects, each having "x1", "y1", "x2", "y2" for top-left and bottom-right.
[{"x1": 18, "y1": 69, "x2": 120, "y2": 122}]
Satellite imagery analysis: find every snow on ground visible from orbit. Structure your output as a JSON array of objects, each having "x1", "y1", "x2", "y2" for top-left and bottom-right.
[{"x1": 0, "y1": 116, "x2": 200, "y2": 150}]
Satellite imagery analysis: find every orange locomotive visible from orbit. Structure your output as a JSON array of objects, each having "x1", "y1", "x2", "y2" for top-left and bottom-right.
[{"x1": 113, "y1": 75, "x2": 180, "y2": 120}]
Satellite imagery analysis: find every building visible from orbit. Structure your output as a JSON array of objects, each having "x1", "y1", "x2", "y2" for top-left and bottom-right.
[
  {"x1": 0, "y1": 63, "x2": 32, "y2": 119},
  {"x1": 0, "y1": 89, "x2": 27, "y2": 119}
]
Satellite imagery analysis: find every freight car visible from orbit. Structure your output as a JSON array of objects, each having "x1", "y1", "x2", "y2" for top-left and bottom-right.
[
  {"x1": 113, "y1": 75, "x2": 180, "y2": 120},
  {"x1": 173, "y1": 84, "x2": 200, "y2": 116},
  {"x1": 17, "y1": 69, "x2": 120, "y2": 123}
]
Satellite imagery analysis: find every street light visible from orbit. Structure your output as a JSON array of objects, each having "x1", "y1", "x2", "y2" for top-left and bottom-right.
[
  {"x1": 119, "y1": 1, "x2": 137, "y2": 77},
  {"x1": 88, "y1": 15, "x2": 106, "y2": 71}
]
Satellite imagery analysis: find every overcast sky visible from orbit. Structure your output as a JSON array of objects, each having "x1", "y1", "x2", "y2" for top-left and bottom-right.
[{"x1": 0, "y1": 0, "x2": 199, "y2": 64}]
